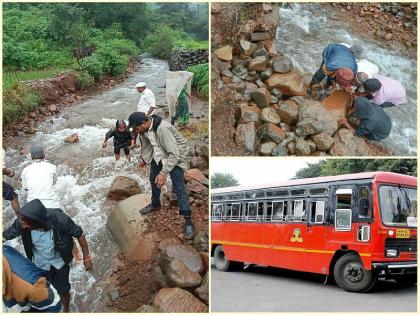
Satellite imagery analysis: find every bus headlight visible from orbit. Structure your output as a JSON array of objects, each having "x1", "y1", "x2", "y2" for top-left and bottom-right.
[{"x1": 386, "y1": 249, "x2": 398, "y2": 258}]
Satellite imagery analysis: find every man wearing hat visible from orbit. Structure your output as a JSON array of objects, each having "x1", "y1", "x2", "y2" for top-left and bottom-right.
[
  {"x1": 358, "y1": 75, "x2": 407, "y2": 108},
  {"x1": 21, "y1": 145, "x2": 61, "y2": 209},
  {"x1": 3, "y1": 199, "x2": 93, "y2": 312},
  {"x1": 136, "y1": 82, "x2": 156, "y2": 116},
  {"x1": 128, "y1": 112, "x2": 195, "y2": 239},
  {"x1": 308, "y1": 43, "x2": 358, "y2": 95}
]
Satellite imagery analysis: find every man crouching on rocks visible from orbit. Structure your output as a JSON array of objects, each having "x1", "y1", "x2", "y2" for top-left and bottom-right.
[
  {"x1": 128, "y1": 112, "x2": 195, "y2": 240},
  {"x1": 3, "y1": 199, "x2": 93, "y2": 312}
]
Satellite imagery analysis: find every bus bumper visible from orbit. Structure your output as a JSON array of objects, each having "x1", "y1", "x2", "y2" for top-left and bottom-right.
[{"x1": 372, "y1": 261, "x2": 417, "y2": 277}]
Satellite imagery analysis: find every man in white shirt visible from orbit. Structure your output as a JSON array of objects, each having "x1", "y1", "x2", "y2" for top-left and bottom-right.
[
  {"x1": 20, "y1": 145, "x2": 61, "y2": 209},
  {"x1": 136, "y1": 82, "x2": 156, "y2": 116}
]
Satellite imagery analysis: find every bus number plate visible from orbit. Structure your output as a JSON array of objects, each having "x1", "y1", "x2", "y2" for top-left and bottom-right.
[{"x1": 396, "y1": 229, "x2": 410, "y2": 238}]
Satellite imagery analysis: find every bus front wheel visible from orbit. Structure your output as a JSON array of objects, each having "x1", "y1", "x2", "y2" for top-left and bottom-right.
[
  {"x1": 334, "y1": 253, "x2": 376, "y2": 292},
  {"x1": 214, "y1": 245, "x2": 243, "y2": 272}
]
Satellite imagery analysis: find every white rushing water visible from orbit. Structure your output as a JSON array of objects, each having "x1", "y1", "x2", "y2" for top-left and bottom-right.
[
  {"x1": 276, "y1": 3, "x2": 417, "y2": 155},
  {"x1": 2, "y1": 58, "x2": 168, "y2": 311}
]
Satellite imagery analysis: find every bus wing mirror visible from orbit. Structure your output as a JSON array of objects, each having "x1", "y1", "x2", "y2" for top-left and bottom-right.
[{"x1": 359, "y1": 199, "x2": 369, "y2": 216}]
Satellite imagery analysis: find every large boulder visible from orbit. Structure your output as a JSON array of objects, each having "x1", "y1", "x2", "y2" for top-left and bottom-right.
[
  {"x1": 235, "y1": 122, "x2": 256, "y2": 151},
  {"x1": 160, "y1": 244, "x2": 204, "y2": 273},
  {"x1": 195, "y1": 272, "x2": 209, "y2": 304},
  {"x1": 238, "y1": 105, "x2": 261, "y2": 125},
  {"x1": 258, "y1": 123, "x2": 286, "y2": 144},
  {"x1": 297, "y1": 99, "x2": 338, "y2": 136},
  {"x1": 185, "y1": 169, "x2": 208, "y2": 186},
  {"x1": 295, "y1": 118, "x2": 323, "y2": 137},
  {"x1": 107, "y1": 176, "x2": 143, "y2": 201},
  {"x1": 214, "y1": 45, "x2": 233, "y2": 61},
  {"x1": 153, "y1": 288, "x2": 208, "y2": 313},
  {"x1": 261, "y1": 107, "x2": 281, "y2": 124},
  {"x1": 271, "y1": 56, "x2": 293, "y2": 73},
  {"x1": 266, "y1": 72, "x2": 307, "y2": 96},
  {"x1": 164, "y1": 259, "x2": 203, "y2": 288},
  {"x1": 64, "y1": 133, "x2": 79, "y2": 144},
  {"x1": 106, "y1": 194, "x2": 151, "y2": 255},
  {"x1": 259, "y1": 141, "x2": 277, "y2": 156},
  {"x1": 192, "y1": 230, "x2": 209, "y2": 252},
  {"x1": 295, "y1": 138, "x2": 312, "y2": 156},
  {"x1": 278, "y1": 100, "x2": 299, "y2": 125},
  {"x1": 321, "y1": 90, "x2": 352, "y2": 121},
  {"x1": 329, "y1": 128, "x2": 373, "y2": 156},
  {"x1": 311, "y1": 132, "x2": 334, "y2": 151}
]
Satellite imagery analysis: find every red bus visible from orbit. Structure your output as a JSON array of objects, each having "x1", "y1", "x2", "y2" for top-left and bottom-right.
[{"x1": 211, "y1": 172, "x2": 417, "y2": 292}]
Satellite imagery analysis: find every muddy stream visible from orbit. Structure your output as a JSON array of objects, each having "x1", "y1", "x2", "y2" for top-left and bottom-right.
[
  {"x1": 2, "y1": 58, "x2": 199, "y2": 312},
  {"x1": 276, "y1": 3, "x2": 417, "y2": 155}
]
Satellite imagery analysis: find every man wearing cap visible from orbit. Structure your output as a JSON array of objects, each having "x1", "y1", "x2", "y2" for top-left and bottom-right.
[
  {"x1": 136, "y1": 82, "x2": 156, "y2": 116},
  {"x1": 21, "y1": 145, "x2": 61, "y2": 209},
  {"x1": 308, "y1": 43, "x2": 357, "y2": 94},
  {"x1": 3, "y1": 148, "x2": 20, "y2": 213},
  {"x1": 128, "y1": 112, "x2": 195, "y2": 239},
  {"x1": 3, "y1": 199, "x2": 93, "y2": 312},
  {"x1": 358, "y1": 75, "x2": 407, "y2": 108}
]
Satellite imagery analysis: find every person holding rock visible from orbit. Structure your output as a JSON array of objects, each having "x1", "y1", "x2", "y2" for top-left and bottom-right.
[
  {"x1": 3, "y1": 199, "x2": 93, "y2": 313},
  {"x1": 128, "y1": 112, "x2": 195, "y2": 240},
  {"x1": 3, "y1": 245, "x2": 61, "y2": 312},
  {"x1": 308, "y1": 43, "x2": 358, "y2": 94},
  {"x1": 357, "y1": 75, "x2": 407, "y2": 108},
  {"x1": 3, "y1": 149, "x2": 20, "y2": 213},
  {"x1": 102, "y1": 119, "x2": 135, "y2": 162},
  {"x1": 339, "y1": 96, "x2": 392, "y2": 142}
]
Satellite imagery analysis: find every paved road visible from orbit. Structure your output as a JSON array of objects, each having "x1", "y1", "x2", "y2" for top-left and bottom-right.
[{"x1": 211, "y1": 263, "x2": 417, "y2": 312}]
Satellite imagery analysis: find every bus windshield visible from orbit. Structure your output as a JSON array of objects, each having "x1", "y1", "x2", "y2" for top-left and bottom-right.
[{"x1": 379, "y1": 185, "x2": 417, "y2": 227}]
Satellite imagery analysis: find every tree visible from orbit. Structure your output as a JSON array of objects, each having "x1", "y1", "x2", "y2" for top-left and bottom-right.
[
  {"x1": 295, "y1": 159, "x2": 417, "y2": 179},
  {"x1": 212, "y1": 173, "x2": 240, "y2": 188}
]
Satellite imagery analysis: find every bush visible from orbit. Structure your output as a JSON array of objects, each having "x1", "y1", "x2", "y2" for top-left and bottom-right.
[
  {"x1": 142, "y1": 24, "x2": 176, "y2": 60},
  {"x1": 82, "y1": 54, "x2": 104, "y2": 81},
  {"x1": 96, "y1": 46, "x2": 128, "y2": 76},
  {"x1": 3, "y1": 83, "x2": 42, "y2": 124},
  {"x1": 187, "y1": 63, "x2": 209, "y2": 98},
  {"x1": 74, "y1": 71, "x2": 94, "y2": 89}
]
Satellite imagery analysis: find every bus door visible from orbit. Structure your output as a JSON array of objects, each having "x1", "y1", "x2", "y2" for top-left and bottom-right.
[{"x1": 305, "y1": 197, "x2": 329, "y2": 274}]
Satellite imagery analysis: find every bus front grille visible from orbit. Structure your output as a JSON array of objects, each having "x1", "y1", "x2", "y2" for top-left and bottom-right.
[{"x1": 385, "y1": 238, "x2": 417, "y2": 253}]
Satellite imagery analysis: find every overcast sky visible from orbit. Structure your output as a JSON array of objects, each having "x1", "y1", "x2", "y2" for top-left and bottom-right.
[{"x1": 211, "y1": 158, "x2": 326, "y2": 186}]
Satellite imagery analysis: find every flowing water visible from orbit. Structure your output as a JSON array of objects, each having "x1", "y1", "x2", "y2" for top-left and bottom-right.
[
  {"x1": 2, "y1": 58, "x2": 170, "y2": 312},
  {"x1": 276, "y1": 3, "x2": 417, "y2": 155}
]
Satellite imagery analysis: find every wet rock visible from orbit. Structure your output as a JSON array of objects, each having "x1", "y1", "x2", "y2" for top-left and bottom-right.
[
  {"x1": 48, "y1": 104, "x2": 59, "y2": 113},
  {"x1": 106, "y1": 193, "x2": 152, "y2": 255},
  {"x1": 185, "y1": 169, "x2": 208, "y2": 186},
  {"x1": 258, "y1": 123, "x2": 286, "y2": 143},
  {"x1": 251, "y1": 88, "x2": 271, "y2": 108},
  {"x1": 259, "y1": 141, "x2": 277, "y2": 156},
  {"x1": 107, "y1": 176, "x2": 143, "y2": 201},
  {"x1": 238, "y1": 105, "x2": 261, "y2": 125},
  {"x1": 251, "y1": 31, "x2": 271, "y2": 41},
  {"x1": 260, "y1": 68, "x2": 273, "y2": 81},
  {"x1": 160, "y1": 244, "x2": 204, "y2": 273},
  {"x1": 248, "y1": 56, "x2": 267, "y2": 71},
  {"x1": 240, "y1": 40, "x2": 257, "y2": 56},
  {"x1": 255, "y1": 80, "x2": 265, "y2": 88},
  {"x1": 195, "y1": 272, "x2": 209, "y2": 304},
  {"x1": 261, "y1": 39, "x2": 278, "y2": 56},
  {"x1": 23, "y1": 126, "x2": 37, "y2": 134},
  {"x1": 252, "y1": 47, "x2": 269, "y2": 59},
  {"x1": 165, "y1": 259, "x2": 203, "y2": 288},
  {"x1": 296, "y1": 118, "x2": 323, "y2": 137},
  {"x1": 64, "y1": 133, "x2": 79, "y2": 143},
  {"x1": 271, "y1": 56, "x2": 293, "y2": 73},
  {"x1": 192, "y1": 230, "x2": 209, "y2": 252},
  {"x1": 272, "y1": 143, "x2": 288, "y2": 156},
  {"x1": 261, "y1": 107, "x2": 281, "y2": 124},
  {"x1": 215, "y1": 45, "x2": 233, "y2": 61},
  {"x1": 153, "y1": 288, "x2": 208, "y2": 313},
  {"x1": 232, "y1": 64, "x2": 248, "y2": 79},
  {"x1": 311, "y1": 132, "x2": 334, "y2": 151},
  {"x1": 278, "y1": 100, "x2": 299, "y2": 125},
  {"x1": 321, "y1": 90, "x2": 351, "y2": 121},
  {"x1": 295, "y1": 138, "x2": 312, "y2": 156},
  {"x1": 297, "y1": 99, "x2": 338, "y2": 136},
  {"x1": 329, "y1": 128, "x2": 373, "y2": 156},
  {"x1": 266, "y1": 72, "x2": 307, "y2": 96},
  {"x1": 235, "y1": 122, "x2": 256, "y2": 151}
]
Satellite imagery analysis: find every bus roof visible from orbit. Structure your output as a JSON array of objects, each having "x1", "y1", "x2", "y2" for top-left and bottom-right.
[{"x1": 212, "y1": 172, "x2": 417, "y2": 194}]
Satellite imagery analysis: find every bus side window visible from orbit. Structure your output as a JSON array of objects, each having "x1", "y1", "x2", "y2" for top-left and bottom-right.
[
  {"x1": 310, "y1": 201, "x2": 325, "y2": 224},
  {"x1": 247, "y1": 202, "x2": 258, "y2": 221},
  {"x1": 231, "y1": 203, "x2": 241, "y2": 221},
  {"x1": 225, "y1": 204, "x2": 232, "y2": 221},
  {"x1": 272, "y1": 201, "x2": 284, "y2": 222},
  {"x1": 266, "y1": 202, "x2": 273, "y2": 222},
  {"x1": 212, "y1": 204, "x2": 223, "y2": 221},
  {"x1": 292, "y1": 200, "x2": 305, "y2": 221},
  {"x1": 358, "y1": 186, "x2": 372, "y2": 218},
  {"x1": 335, "y1": 189, "x2": 353, "y2": 231},
  {"x1": 257, "y1": 202, "x2": 264, "y2": 221}
]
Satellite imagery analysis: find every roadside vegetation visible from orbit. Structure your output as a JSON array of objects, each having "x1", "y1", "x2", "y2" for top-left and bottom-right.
[{"x1": 187, "y1": 64, "x2": 209, "y2": 98}]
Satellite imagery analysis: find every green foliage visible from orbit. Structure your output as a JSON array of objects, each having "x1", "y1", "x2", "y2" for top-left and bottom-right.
[
  {"x1": 81, "y1": 55, "x2": 104, "y2": 81},
  {"x1": 4, "y1": 67, "x2": 67, "y2": 88},
  {"x1": 143, "y1": 24, "x2": 176, "y2": 60},
  {"x1": 187, "y1": 64, "x2": 209, "y2": 98},
  {"x1": 174, "y1": 39, "x2": 208, "y2": 51},
  {"x1": 295, "y1": 160, "x2": 417, "y2": 178},
  {"x1": 74, "y1": 71, "x2": 95, "y2": 90},
  {"x1": 95, "y1": 47, "x2": 129, "y2": 77},
  {"x1": 3, "y1": 83, "x2": 42, "y2": 124},
  {"x1": 212, "y1": 173, "x2": 240, "y2": 188}
]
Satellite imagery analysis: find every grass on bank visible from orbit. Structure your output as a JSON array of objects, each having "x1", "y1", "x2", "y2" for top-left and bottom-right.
[{"x1": 187, "y1": 63, "x2": 209, "y2": 98}]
